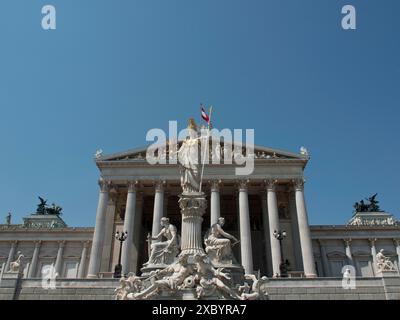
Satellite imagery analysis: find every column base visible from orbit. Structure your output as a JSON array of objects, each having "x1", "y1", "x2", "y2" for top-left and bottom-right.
[
  {"x1": 304, "y1": 273, "x2": 317, "y2": 278},
  {"x1": 86, "y1": 274, "x2": 99, "y2": 279}
]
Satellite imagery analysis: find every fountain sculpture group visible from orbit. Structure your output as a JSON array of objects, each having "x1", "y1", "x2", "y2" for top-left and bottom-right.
[{"x1": 115, "y1": 119, "x2": 269, "y2": 300}]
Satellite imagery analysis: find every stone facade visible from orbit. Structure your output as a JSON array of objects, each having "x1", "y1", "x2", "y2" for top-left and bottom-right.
[{"x1": 0, "y1": 142, "x2": 399, "y2": 299}]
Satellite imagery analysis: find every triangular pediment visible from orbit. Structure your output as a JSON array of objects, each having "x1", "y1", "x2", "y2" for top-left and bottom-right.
[{"x1": 96, "y1": 140, "x2": 308, "y2": 162}]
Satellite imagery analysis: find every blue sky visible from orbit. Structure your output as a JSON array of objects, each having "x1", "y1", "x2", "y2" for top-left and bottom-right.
[{"x1": 0, "y1": 0, "x2": 399, "y2": 227}]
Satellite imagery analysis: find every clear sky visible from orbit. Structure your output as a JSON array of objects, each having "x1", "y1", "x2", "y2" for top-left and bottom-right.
[{"x1": 0, "y1": 0, "x2": 399, "y2": 227}]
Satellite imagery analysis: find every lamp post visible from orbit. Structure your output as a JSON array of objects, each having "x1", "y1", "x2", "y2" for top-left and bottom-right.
[
  {"x1": 113, "y1": 231, "x2": 127, "y2": 278},
  {"x1": 273, "y1": 230, "x2": 289, "y2": 277}
]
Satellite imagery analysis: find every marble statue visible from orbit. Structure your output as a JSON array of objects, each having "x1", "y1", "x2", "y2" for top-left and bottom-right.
[
  {"x1": 128, "y1": 254, "x2": 193, "y2": 300},
  {"x1": 114, "y1": 274, "x2": 143, "y2": 300},
  {"x1": 193, "y1": 254, "x2": 241, "y2": 300},
  {"x1": 300, "y1": 146, "x2": 309, "y2": 156},
  {"x1": 6, "y1": 212, "x2": 11, "y2": 225},
  {"x1": 204, "y1": 217, "x2": 239, "y2": 264},
  {"x1": 145, "y1": 217, "x2": 179, "y2": 265},
  {"x1": 95, "y1": 149, "x2": 103, "y2": 159},
  {"x1": 376, "y1": 249, "x2": 395, "y2": 272},
  {"x1": 239, "y1": 274, "x2": 269, "y2": 300},
  {"x1": 9, "y1": 251, "x2": 24, "y2": 272},
  {"x1": 178, "y1": 118, "x2": 201, "y2": 193}
]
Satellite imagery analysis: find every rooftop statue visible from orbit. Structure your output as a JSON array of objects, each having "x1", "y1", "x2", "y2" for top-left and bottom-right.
[
  {"x1": 35, "y1": 197, "x2": 63, "y2": 216},
  {"x1": 5, "y1": 212, "x2": 11, "y2": 225},
  {"x1": 36, "y1": 196, "x2": 48, "y2": 215},
  {"x1": 353, "y1": 193, "x2": 383, "y2": 213}
]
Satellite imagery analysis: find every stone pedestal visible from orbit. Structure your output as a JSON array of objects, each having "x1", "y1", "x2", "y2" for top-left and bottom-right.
[{"x1": 178, "y1": 192, "x2": 207, "y2": 256}]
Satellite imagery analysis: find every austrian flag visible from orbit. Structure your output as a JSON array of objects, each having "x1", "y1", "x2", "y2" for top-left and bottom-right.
[{"x1": 201, "y1": 106, "x2": 210, "y2": 123}]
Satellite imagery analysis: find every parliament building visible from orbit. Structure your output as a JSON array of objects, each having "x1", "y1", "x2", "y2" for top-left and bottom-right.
[{"x1": 0, "y1": 140, "x2": 399, "y2": 300}]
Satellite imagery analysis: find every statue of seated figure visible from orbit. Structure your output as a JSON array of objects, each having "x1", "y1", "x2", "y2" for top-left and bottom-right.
[
  {"x1": 204, "y1": 217, "x2": 238, "y2": 265},
  {"x1": 144, "y1": 217, "x2": 179, "y2": 266},
  {"x1": 376, "y1": 249, "x2": 395, "y2": 272}
]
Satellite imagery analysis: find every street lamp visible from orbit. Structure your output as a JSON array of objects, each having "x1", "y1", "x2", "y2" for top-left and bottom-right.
[
  {"x1": 273, "y1": 230, "x2": 289, "y2": 277},
  {"x1": 113, "y1": 230, "x2": 128, "y2": 278}
]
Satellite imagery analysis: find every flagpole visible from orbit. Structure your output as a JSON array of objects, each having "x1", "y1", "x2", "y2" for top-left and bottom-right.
[{"x1": 199, "y1": 106, "x2": 212, "y2": 193}]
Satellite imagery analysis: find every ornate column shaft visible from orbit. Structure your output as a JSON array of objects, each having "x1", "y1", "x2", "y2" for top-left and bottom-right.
[
  {"x1": 260, "y1": 193, "x2": 272, "y2": 277},
  {"x1": 179, "y1": 193, "x2": 206, "y2": 255},
  {"x1": 28, "y1": 241, "x2": 41, "y2": 278},
  {"x1": 87, "y1": 179, "x2": 110, "y2": 278},
  {"x1": 54, "y1": 241, "x2": 65, "y2": 276},
  {"x1": 121, "y1": 181, "x2": 138, "y2": 276},
  {"x1": 238, "y1": 180, "x2": 253, "y2": 274},
  {"x1": 266, "y1": 179, "x2": 281, "y2": 277},
  {"x1": 100, "y1": 186, "x2": 118, "y2": 272},
  {"x1": 369, "y1": 238, "x2": 377, "y2": 275},
  {"x1": 289, "y1": 189, "x2": 303, "y2": 271},
  {"x1": 318, "y1": 240, "x2": 331, "y2": 277},
  {"x1": 5, "y1": 241, "x2": 17, "y2": 272},
  {"x1": 151, "y1": 181, "x2": 165, "y2": 241},
  {"x1": 78, "y1": 241, "x2": 90, "y2": 278},
  {"x1": 293, "y1": 178, "x2": 317, "y2": 277},
  {"x1": 210, "y1": 180, "x2": 221, "y2": 226},
  {"x1": 132, "y1": 193, "x2": 144, "y2": 274}
]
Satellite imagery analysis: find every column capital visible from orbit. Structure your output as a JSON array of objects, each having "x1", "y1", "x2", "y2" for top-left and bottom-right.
[
  {"x1": 292, "y1": 178, "x2": 306, "y2": 191},
  {"x1": 264, "y1": 179, "x2": 278, "y2": 191},
  {"x1": 154, "y1": 180, "x2": 166, "y2": 192},
  {"x1": 393, "y1": 239, "x2": 400, "y2": 247},
  {"x1": 343, "y1": 238, "x2": 352, "y2": 247},
  {"x1": 127, "y1": 180, "x2": 139, "y2": 192},
  {"x1": 58, "y1": 240, "x2": 66, "y2": 248},
  {"x1": 317, "y1": 239, "x2": 328, "y2": 246},
  {"x1": 237, "y1": 179, "x2": 250, "y2": 191},
  {"x1": 259, "y1": 191, "x2": 267, "y2": 200},
  {"x1": 9, "y1": 240, "x2": 18, "y2": 247},
  {"x1": 209, "y1": 179, "x2": 222, "y2": 192},
  {"x1": 34, "y1": 240, "x2": 42, "y2": 248},
  {"x1": 82, "y1": 241, "x2": 91, "y2": 248},
  {"x1": 98, "y1": 179, "x2": 110, "y2": 192},
  {"x1": 368, "y1": 238, "x2": 377, "y2": 246}
]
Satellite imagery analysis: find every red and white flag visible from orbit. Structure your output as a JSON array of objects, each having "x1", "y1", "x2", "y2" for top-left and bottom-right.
[{"x1": 200, "y1": 105, "x2": 210, "y2": 123}]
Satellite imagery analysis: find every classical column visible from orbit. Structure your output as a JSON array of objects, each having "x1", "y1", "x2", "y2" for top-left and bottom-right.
[
  {"x1": 266, "y1": 179, "x2": 281, "y2": 277},
  {"x1": 344, "y1": 239, "x2": 353, "y2": 265},
  {"x1": 260, "y1": 193, "x2": 272, "y2": 277},
  {"x1": 293, "y1": 178, "x2": 317, "y2": 278},
  {"x1": 318, "y1": 240, "x2": 331, "y2": 277},
  {"x1": 100, "y1": 186, "x2": 118, "y2": 272},
  {"x1": 28, "y1": 241, "x2": 41, "y2": 278},
  {"x1": 393, "y1": 239, "x2": 400, "y2": 272},
  {"x1": 369, "y1": 238, "x2": 378, "y2": 275},
  {"x1": 151, "y1": 181, "x2": 165, "y2": 241},
  {"x1": 121, "y1": 181, "x2": 138, "y2": 276},
  {"x1": 164, "y1": 192, "x2": 169, "y2": 217},
  {"x1": 179, "y1": 193, "x2": 207, "y2": 256},
  {"x1": 210, "y1": 180, "x2": 221, "y2": 226},
  {"x1": 77, "y1": 241, "x2": 90, "y2": 278},
  {"x1": 87, "y1": 179, "x2": 110, "y2": 278},
  {"x1": 54, "y1": 241, "x2": 65, "y2": 276},
  {"x1": 238, "y1": 180, "x2": 253, "y2": 274},
  {"x1": 5, "y1": 241, "x2": 18, "y2": 272},
  {"x1": 289, "y1": 189, "x2": 303, "y2": 271},
  {"x1": 132, "y1": 193, "x2": 144, "y2": 274}
]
